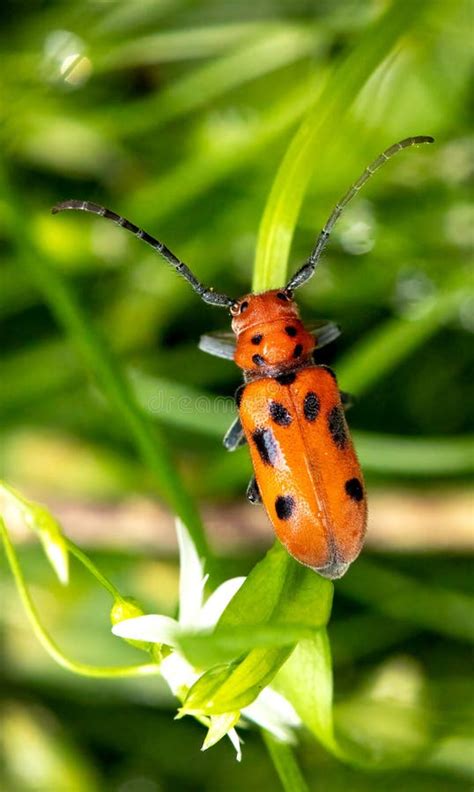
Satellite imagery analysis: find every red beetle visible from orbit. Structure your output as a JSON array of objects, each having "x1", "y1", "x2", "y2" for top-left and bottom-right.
[{"x1": 53, "y1": 135, "x2": 433, "y2": 578}]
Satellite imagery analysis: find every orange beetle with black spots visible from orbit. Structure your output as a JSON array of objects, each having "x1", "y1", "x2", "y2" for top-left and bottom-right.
[{"x1": 52, "y1": 136, "x2": 433, "y2": 578}]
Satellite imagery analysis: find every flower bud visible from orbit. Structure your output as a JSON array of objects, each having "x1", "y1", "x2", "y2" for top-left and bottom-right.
[{"x1": 111, "y1": 597, "x2": 152, "y2": 653}]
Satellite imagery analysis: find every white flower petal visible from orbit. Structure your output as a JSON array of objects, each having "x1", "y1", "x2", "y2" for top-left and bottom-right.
[
  {"x1": 176, "y1": 518, "x2": 206, "y2": 627},
  {"x1": 242, "y1": 687, "x2": 301, "y2": 743},
  {"x1": 160, "y1": 652, "x2": 198, "y2": 696},
  {"x1": 199, "y1": 576, "x2": 246, "y2": 628},
  {"x1": 227, "y1": 727, "x2": 242, "y2": 762},
  {"x1": 112, "y1": 614, "x2": 179, "y2": 645}
]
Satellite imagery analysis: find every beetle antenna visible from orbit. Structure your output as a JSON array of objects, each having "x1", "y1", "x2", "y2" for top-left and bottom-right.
[
  {"x1": 285, "y1": 135, "x2": 434, "y2": 292},
  {"x1": 51, "y1": 200, "x2": 233, "y2": 308}
]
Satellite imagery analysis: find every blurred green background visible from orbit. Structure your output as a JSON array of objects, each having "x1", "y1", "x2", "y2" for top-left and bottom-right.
[{"x1": 0, "y1": 1, "x2": 473, "y2": 790}]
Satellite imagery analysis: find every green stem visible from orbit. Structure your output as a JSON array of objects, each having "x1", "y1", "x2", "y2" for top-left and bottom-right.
[
  {"x1": 65, "y1": 538, "x2": 122, "y2": 600},
  {"x1": 0, "y1": 519, "x2": 160, "y2": 679},
  {"x1": 0, "y1": 161, "x2": 214, "y2": 574},
  {"x1": 262, "y1": 731, "x2": 310, "y2": 792}
]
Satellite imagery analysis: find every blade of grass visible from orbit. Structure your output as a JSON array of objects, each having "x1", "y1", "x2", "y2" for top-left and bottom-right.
[
  {"x1": 0, "y1": 518, "x2": 160, "y2": 679},
  {"x1": 98, "y1": 21, "x2": 282, "y2": 70},
  {"x1": 253, "y1": 0, "x2": 431, "y2": 290},
  {"x1": 2, "y1": 349, "x2": 472, "y2": 477},
  {"x1": 127, "y1": 75, "x2": 316, "y2": 223},
  {"x1": 0, "y1": 162, "x2": 213, "y2": 568},
  {"x1": 338, "y1": 558, "x2": 474, "y2": 643},
  {"x1": 337, "y1": 273, "x2": 469, "y2": 395},
  {"x1": 100, "y1": 25, "x2": 319, "y2": 136}
]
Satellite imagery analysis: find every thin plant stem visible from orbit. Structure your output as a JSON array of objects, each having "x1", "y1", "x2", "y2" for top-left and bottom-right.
[
  {"x1": 65, "y1": 538, "x2": 122, "y2": 600},
  {"x1": 0, "y1": 519, "x2": 160, "y2": 679},
  {"x1": 262, "y1": 731, "x2": 310, "y2": 792},
  {"x1": 0, "y1": 161, "x2": 215, "y2": 575}
]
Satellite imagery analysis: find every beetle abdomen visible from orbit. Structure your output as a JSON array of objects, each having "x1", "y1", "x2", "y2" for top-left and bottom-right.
[{"x1": 239, "y1": 366, "x2": 367, "y2": 578}]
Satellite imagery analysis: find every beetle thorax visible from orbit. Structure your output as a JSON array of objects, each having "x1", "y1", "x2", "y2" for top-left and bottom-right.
[{"x1": 231, "y1": 289, "x2": 315, "y2": 376}]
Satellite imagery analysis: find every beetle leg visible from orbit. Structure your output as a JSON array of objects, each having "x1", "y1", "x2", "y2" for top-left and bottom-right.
[
  {"x1": 246, "y1": 476, "x2": 261, "y2": 505},
  {"x1": 223, "y1": 416, "x2": 247, "y2": 451}
]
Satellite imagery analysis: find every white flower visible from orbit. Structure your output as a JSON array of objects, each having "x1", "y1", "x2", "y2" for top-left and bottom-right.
[{"x1": 112, "y1": 519, "x2": 300, "y2": 759}]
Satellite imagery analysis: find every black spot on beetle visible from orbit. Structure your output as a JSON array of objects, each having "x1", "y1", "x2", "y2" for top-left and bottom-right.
[
  {"x1": 240, "y1": 300, "x2": 249, "y2": 313},
  {"x1": 285, "y1": 325, "x2": 297, "y2": 337},
  {"x1": 252, "y1": 354, "x2": 265, "y2": 367},
  {"x1": 293, "y1": 343, "x2": 303, "y2": 359},
  {"x1": 275, "y1": 495, "x2": 295, "y2": 520},
  {"x1": 275, "y1": 371, "x2": 296, "y2": 386},
  {"x1": 235, "y1": 384, "x2": 245, "y2": 408},
  {"x1": 303, "y1": 391, "x2": 320, "y2": 422},
  {"x1": 269, "y1": 401, "x2": 292, "y2": 426},
  {"x1": 345, "y1": 477, "x2": 364, "y2": 502},
  {"x1": 277, "y1": 292, "x2": 289, "y2": 301},
  {"x1": 328, "y1": 405, "x2": 348, "y2": 449},
  {"x1": 251, "y1": 334, "x2": 263, "y2": 345},
  {"x1": 252, "y1": 428, "x2": 278, "y2": 466}
]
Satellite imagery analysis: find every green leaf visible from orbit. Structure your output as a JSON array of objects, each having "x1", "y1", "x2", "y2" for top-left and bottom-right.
[
  {"x1": 181, "y1": 543, "x2": 333, "y2": 715},
  {"x1": 217, "y1": 541, "x2": 333, "y2": 630},
  {"x1": 178, "y1": 624, "x2": 318, "y2": 668},
  {"x1": 274, "y1": 631, "x2": 342, "y2": 758},
  {"x1": 181, "y1": 647, "x2": 294, "y2": 716}
]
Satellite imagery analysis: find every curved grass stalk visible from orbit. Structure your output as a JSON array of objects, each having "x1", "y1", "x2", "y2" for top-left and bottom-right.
[
  {"x1": 65, "y1": 538, "x2": 122, "y2": 599},
  {"x1": 0, "y1": 519, "x2": 160, "y2": 680}
]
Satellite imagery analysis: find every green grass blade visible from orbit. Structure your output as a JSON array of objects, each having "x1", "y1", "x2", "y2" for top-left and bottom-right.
[
  {"x1": 102, "y1": 25, "x2": 318, "y2": 136},
  {"x1": 337, "y1": 275, "x2": 469, "y2": 395},
  {"x1": 253, "y1": 0, "x2": 431, "y2": 291},
  {"x1": 339, "y1": 558, "x2": 474, "y2": 642},
  {"x1": 0, "y1": 163, "x2": 212, "y2": 566}
]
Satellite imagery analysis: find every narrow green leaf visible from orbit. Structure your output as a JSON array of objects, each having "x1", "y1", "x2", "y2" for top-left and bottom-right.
[
  {"x1": 274, "y1": 632, "x2": 342, "y2": 757},
  {"x1": 103, "y1": 25, "x2": 319, "y2": 136},
  {"x1": 337, "y1": 275, "x2": 469, "y2": 395},
  {"x1": 339, "y1": 558, "x2": 474, "y2": 642},
  {"x1": 181, "y1": 544, "x2": 333, "y2": 715},
  {"x1": 254, "y1": 0, "x2": 431, "y2": 290},
  {"x1": 0, "y1": 162, "x2": 213, "y2": 571},
  {"x1": 181, "y1": 647, "x2": 294, "y2": 716},
  {"x1": 217, "y1": 542, "x2": 333, "y2": 630},
  {"x1": 178, "y1": 624, "x2": 318, "y2": 668}
]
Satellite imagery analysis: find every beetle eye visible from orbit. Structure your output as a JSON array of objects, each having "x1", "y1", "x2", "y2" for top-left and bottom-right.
[
  {"x1": 276, "y1": 291, "x2": 288, "y2": 301},
  {"x1": 240, "y1": 300, "x2": 249, "y2": 313}
]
